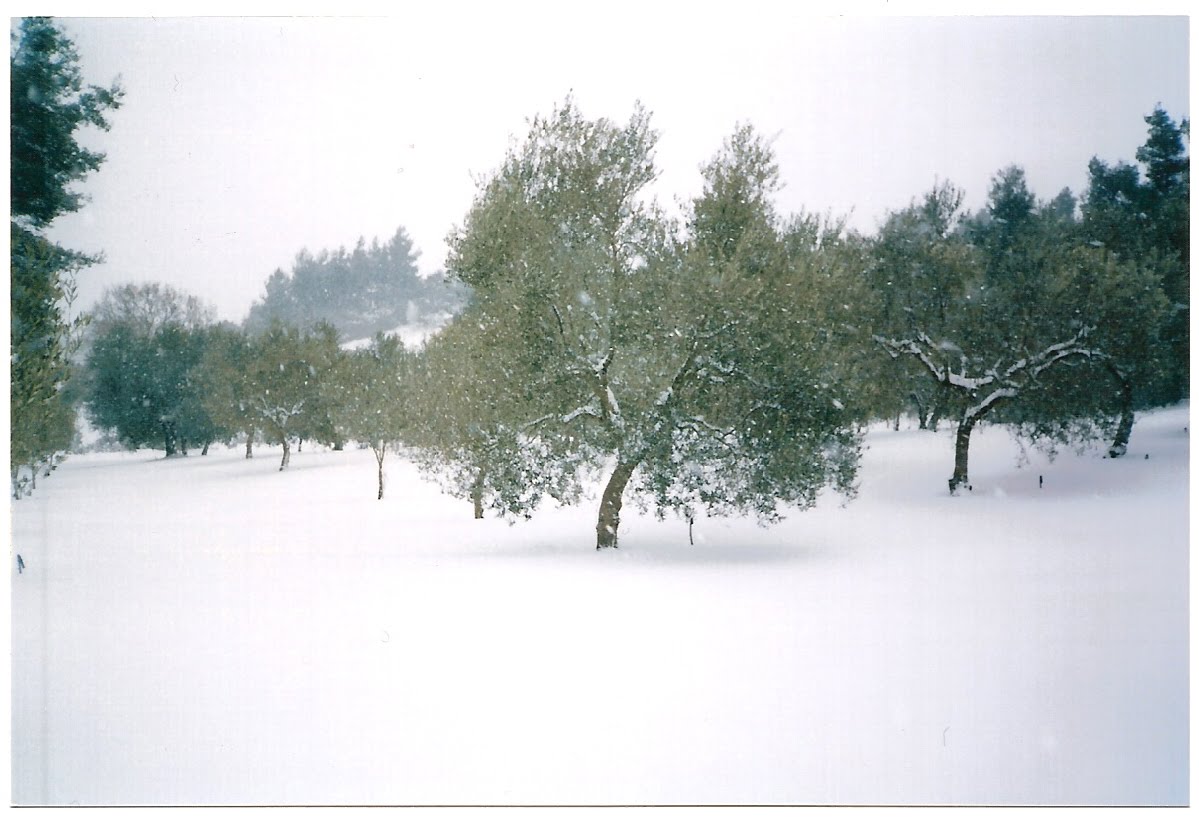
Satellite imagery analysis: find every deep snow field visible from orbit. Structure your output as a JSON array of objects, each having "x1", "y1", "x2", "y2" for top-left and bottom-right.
[{"x1": 9, "y1": 406, "x2": 1190, "y2": 805}]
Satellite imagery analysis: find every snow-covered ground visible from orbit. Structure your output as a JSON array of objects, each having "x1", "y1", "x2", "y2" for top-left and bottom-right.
[{"x1": 9, "y1": 406, "x2": 1189, "y2": 805}]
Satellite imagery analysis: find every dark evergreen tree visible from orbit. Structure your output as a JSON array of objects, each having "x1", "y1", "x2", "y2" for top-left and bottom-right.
[
  {"x1": 10, "y1": 18, "x2": 123, "y2": 228},
  {"x1": 10, "y1": 17, "x2": 122, "y2": 495},
  {"x1": 1081, "y1": 106, "x2": 1189, "y2": 412}
]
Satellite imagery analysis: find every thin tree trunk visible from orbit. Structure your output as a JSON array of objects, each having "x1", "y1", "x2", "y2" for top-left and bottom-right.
[
  {"x1": 926, "y1": 383, "x2": 948, "y2": 433},
  {"x1": 279, "y1": 438, "x2": 291, "y2": 471},
  {"x1": 948, "y1": 416, "x2": 976, "y2": 495},
  {"x1": 375, "y1": 446, "x2": 385, "y2": 500},
  {"x1": 245, "y1": 435, "x2": 253, "y2": 459},
  {"x1": 471, "y1": 469, "x2": 485, "y2": 519},
  {"x1": 1108, "y1": 370, "x2": 1135, "y2": 458},
  {"x1": 201, "y1": 441, "x2": 210, "y2": 456},
  {"x1": 911, "y1": 392, "x2": 928, "y2": 430},
  {"x1": 596, "y1": 457, "x2": 639, "y2": 549}
]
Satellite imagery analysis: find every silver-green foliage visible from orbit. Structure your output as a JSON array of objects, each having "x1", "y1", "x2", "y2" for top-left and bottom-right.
[{"x1": 432, "y1": 100, "x2": 865, "y2": 548}]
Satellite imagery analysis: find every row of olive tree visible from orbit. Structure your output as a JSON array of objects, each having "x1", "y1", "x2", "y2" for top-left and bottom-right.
[
  {"x1": 83, "y1": 284, "x2": 412, "y2": 500},
  {"x1": 81, "y1": 100, "x2": 1186, "y2": 552},
  {"x1": 411, "y1": 99, "x2": 1187, "y2": 540}
]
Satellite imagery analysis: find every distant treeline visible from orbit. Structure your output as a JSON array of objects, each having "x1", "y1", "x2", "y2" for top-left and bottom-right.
[{"x1": 243, "y1": 227, "x2": 471, "y2": 340}]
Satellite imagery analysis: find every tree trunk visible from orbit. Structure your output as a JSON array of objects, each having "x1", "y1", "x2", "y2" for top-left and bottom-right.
[
  {"x1": 279, "y1": 438, "x2": 291, "y2": 471},
  {"x1": 471, "y1": 469, "x2": 485, "y2": 519},
  {"x1": 245, "y1": 436, "x2": 253, "y2": 459},
  {"x1": 375, "y1": 447, "x2": 385, "y2": 500},
  {"x1": 163, "y1": 423, "x2": 177, "y2": 457},
  {"x1": 928, "y1": 403, "x2": 943, "y2": 433},
  {"x1": 911, "y1": 392, "x2": 928, "y2": 430},
  {"x1": 596, "y1": 457, "x2": 639, "y2": 549},
  {"x1": 201, "y1": 441, "x2": 210, "y2": 456},
  {"x1": 1108, "y1": 372, "x2": 1135, "y2": 458},
  {"x1": 948, "y1": 417, "x2": 976, "y2": 495}
]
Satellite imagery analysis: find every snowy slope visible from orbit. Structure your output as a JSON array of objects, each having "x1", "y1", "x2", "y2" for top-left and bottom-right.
[
  {"x1": 339, "y1": 311, "x2": 454, "y2": 353},
  {"x1": 9, "y1": 406, "x2": 1189, "y2": 805}
]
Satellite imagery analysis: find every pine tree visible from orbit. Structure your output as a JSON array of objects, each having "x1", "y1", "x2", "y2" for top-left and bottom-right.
[
  {"x1": 1080, "y1": 107, "x2": 1189, "y2": 419},
  {"x1": 10, "y1": 17, "x2": 122, "y2": 495}
]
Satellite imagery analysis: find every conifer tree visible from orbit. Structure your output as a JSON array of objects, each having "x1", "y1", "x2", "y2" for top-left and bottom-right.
[
  {"x1": 10, "y1": 17, "x2": 122, "y2": 495},
  {"x1": 1082, "y1": 106, "x2": 1189, "y2": 409}
]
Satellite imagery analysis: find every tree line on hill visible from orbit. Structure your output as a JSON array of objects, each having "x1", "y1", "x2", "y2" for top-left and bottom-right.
[
  {"x1": 11, "y1": 19, "x2": 1189, "y2": 551},
  {"x1": 243, "y1": 228, "x2": 469, "y2": 340}
]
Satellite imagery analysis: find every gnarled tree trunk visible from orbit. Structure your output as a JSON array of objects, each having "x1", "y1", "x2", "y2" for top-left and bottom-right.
[
  {"x1": 596, "y1": 457, "x2": 639, "y2": 549},
  {"x1": 279, "y1": 438, "x2": 291, "y2": 471},
  {"x1": 1107, "y1": 368, "x2": 1135, "y2": 458},
  {"x1": 948, "y1": 417, "x2": 976, "y2": 495}
]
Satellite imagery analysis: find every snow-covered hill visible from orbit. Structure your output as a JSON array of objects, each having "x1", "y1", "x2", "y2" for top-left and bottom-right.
[
  {"x1": 339, "y1": 310, "x2": 455, "y2": 353},
  {"x1": 9, "y1": 406, "x2": 1189, "y2": 805}
]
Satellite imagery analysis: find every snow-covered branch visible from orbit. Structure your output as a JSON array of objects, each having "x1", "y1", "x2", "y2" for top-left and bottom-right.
[
  {"x1": 879, "y1": 325, "x2": 1100, "y2": 397},
  {"x1": 874, "y1": 334, "x2": 945, "y2": 382},
  {"x1": 562, "y1": 404, "x2": 604, "y2": 425},
  {"x1": 254, "y1": 395, "x2": 306, "y2": 429},
  {"x1": 963, "y1": 387, "x2": 1018, "y2": 422}
]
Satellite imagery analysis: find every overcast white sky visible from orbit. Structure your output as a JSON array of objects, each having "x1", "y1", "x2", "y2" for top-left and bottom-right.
[{"x1": 30, "y1": 7, "x2": 1192, "y2": 324}]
